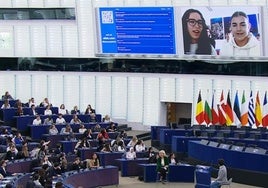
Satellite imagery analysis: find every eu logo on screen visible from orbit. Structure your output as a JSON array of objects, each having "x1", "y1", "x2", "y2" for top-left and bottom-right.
[{"x1": 98, "y1": 7, "x2": 176, "y2": 55}]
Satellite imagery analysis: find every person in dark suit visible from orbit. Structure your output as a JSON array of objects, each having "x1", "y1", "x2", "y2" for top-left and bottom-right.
[
  {"x1": 0, "y1": 160, "x2": 12, "y2": 177},
  {"x1": 29, "y1": 104, "x2": 38, "y2": 116},
  {"x1": 71, "y1": 105, "x2": 80, "y2": 115}
]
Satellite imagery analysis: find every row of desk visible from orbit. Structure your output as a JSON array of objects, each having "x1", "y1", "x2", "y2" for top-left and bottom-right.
[
  {"x1": 0, "y1": 106, "x2": 59, "y2": 122},
  {"x1": 29, "y1": 122, "x2": 116, "y2": 140},
  {"x1": 16, "y1": 114, "x2": 102, "y2": 132},
  {"x1": 43, "y1": 131, "x2": 119, "y2": 149},
  {"x1": 189, "y1": 140, "x2": 268, "y2": 187},
  {"x1": 11, "y1": 167, "x2": 119, "y2": 188},
  {"x1": 159, "y1": 128, "x2": 268, "y2": 146},
  {"x1": 188, "y1": 140, "x2": 268, "y2": 173},
  {"x1": 171, "y1": 136, "x2": 268, "y2": 154}
]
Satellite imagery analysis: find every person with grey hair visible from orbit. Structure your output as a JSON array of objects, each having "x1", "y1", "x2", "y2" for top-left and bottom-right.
[{"x1": 220, "y1": 11, "x2": 260, "y2": 56}]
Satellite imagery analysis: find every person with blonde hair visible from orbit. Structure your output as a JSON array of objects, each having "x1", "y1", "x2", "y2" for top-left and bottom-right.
[
  {"x1": 127, "y1": 136, "x2": 138, "y2": 147},
  {"x1": 157, "y1": 150, "x2": 169, "y2": 183}
]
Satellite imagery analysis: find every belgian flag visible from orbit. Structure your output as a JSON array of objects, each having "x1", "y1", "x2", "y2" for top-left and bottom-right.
[{"x1": 195, "y1": 91, "x2": 204, "y2": 125}]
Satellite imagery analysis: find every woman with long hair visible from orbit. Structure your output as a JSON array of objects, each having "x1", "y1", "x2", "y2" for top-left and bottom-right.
[{"x1": 182, "y1": 9, "x2": 216, "y2": 55}]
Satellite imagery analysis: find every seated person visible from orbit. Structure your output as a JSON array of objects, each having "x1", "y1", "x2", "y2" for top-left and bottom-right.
[
  {"x1": 14, "y1": 99, "x2": 24, "y2": 108},
  {"x1": 118, "y1": 130, "x2": 128, "y2": 139},
  {"x1": 93, "y1": 124, "x2": 101, "y2": 132},
  {"x1": 101, "y1": 143, "x2": 112, "y2": 153},
  {"x1": 12, "y1": 132, "x2": 24, "y2": 145},
  {"x1": 127, "y1": 136, "x2": 138, "y2": 147},
  {"x1": 55, "y1": 114, "x2": 66, "y2": 124},
  {"x1": 58, "y1": 104, "x2": 68, "y2": 115},
  {"x1": 85, "y1": 104, "x2": 96, "y2": 121},
  {"x1": 86, "y1": 153, "x2": 100, "y2": 169},
  {"x1": 29, "y1": 104, "x2": 38, "y2": 116},
  {"x1": 50, "y1": 162, "x2": 62, "y2": 177},
  {"x1": 2, "y1": 91, "x2": 13, "y2": 100},
  {"x1": 40, "y1": 97, "x2": 51, "y2": 108},
  {"x1": 82, "y1": 128, "x2": 93, "y2": 139},
  {"x1": 28, "y1": 97, "x2": 36, "y2": 108},
  {"x1": 74, "y1": 137, "x2": 90, "y2": 154},
  {"x1": 106, "y1": 122, "x2": 117, "y2": 132},
  {"x1": 41, "y1": 155, "x2": 53, "y2": 167},
  {"x1": 19, "y1": 141, "x2": 29, "y2": 159},
  {"x1": 117, "y1": 140, "x2": 126, "y2": 152},
  {"x1": 48, "y1": 123, "x2": 58, "y2": 135},
  {"x1": 0, "y1": 160, "x2": 13, "y2": 177},
  {"x1": 5, "y1": 143, "x2": 18, "y2": 160},
  {"x1": 71, "y1": 105, "x2": 80, "y2": 115},
  {"x1": 157, "y1": 150, "x2": 169, "y2": 183},
  {"x1": 103, "y1": 114, "x2": 112, "y2": 123},
  {"x1": 16, "y1": 105, "x2": 24, "y2": 116},
  {"x1": 169, "y1": 152, "x2": 178, "y2": 165},
  {"x1": 71, "y1": 157, "x2": 84, "y2": 171},
  {"x1": 78, "y1": 123, "x2": 87, "y2": 134},
  {"x1": 33, "y1": 115, "x2": 42, "y2": 125},
  {"x1": 134, "y1": 139, "x2": 146, "y2": 152},
  {"x1": 70, "y1": 114, "x2": 82, "y2": 124},
  {"x1": 1, "y1": 99, "x2": 10, "y2": 109},
  {"x1": 146, "y1": 147, "x2": 157, "y2": 163},
  {"x1": 97, "y1": 129, "x2": 109, "y2": 146},
  {"x1": 44, "y1": 116, "x2": 54, "y2": 125},
  {"x1": 60, "y1": 124, "x2": 73, "y2": 134},
  {"x1": 126, "y1": 147, "x2": 136, "y2": 160},
  {"x1": 210, "y1": 159, "x2": 228, "y2": 188},
  {"x1": 44, "y1": 105, "x2": 52, "y2": 115}
]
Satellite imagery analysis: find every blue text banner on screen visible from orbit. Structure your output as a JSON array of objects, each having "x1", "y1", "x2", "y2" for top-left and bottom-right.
[{"x1": 99, "y1": 7, "x2": 176, "y2": 54}]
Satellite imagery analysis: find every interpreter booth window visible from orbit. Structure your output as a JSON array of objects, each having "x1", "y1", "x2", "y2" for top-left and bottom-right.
[{"x1": 0, "y1": 8, "x2": 75, "y2": 20}]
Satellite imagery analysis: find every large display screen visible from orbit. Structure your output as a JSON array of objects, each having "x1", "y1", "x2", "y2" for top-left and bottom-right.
[
  {"x1": 177, "y1": 6, "x2": 263, "y2": 57},
  {"x1": 96, "y1": 6, "x2": 266, "y2": 60},
  {"x1": 96, "y1": 7, "x2": 176, "y2": 54}
]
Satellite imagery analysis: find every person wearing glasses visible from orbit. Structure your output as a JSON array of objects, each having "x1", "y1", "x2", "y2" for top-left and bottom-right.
[
  {"x1": 220, "y1": 11, "x2": 260, "y2": 56},
  {"x1": 182, "y1": 9, "x2": 216, "y2": 55}
]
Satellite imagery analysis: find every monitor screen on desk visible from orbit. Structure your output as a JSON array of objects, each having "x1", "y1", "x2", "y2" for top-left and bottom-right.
[
  {"x1": 245, "y1": 147, "x2": 266, "y2": 154},
  {"x1": 200, "y1": 139, "x2": 209, "y2": 145},
  {"x1": 230, "y1": 145, "x2": 244, "y2": 152},
  {"x1": 219, "y1": 143, "x2": 231, "y2": 150},
  {"x1": 208, "y1": 141, "x2": 219, "y2": 147}
]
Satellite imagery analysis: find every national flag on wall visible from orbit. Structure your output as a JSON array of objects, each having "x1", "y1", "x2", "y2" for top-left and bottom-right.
[
  {"x1": 255, "y1": 91, "x2": 262, "y2": 127},
  {"x1": 233, "y1": 91, "x2": 241, "y2": 125},
  {"x1": 248, "y1": 91, "x2": 255, "y2": 127},
  {"x1": 262, "y1": 91, "x2": 268, "y2": 127},
  {"x1": 211, "y1": 92, "x2": 219, "y2": 125},
  {"x1": 204, "y1": 100, "x2": 212, "y2": 125},
  {"x1": 218, "y1": 91, "x2": 226, "y2": 125},
  {"x1": 225, "y1": 91, "x2": 234, "y2": 126},
  {"x1": 195, "y1": 91, "x2": 204, "y2": 125},
  {"x1": 240, "y1": 91, "x2": 248, "y2": 126}
]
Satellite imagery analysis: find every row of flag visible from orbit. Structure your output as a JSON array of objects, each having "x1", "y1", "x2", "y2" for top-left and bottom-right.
[{"x1": 195, "y1": 90, "x2": 268, "y2": 127}]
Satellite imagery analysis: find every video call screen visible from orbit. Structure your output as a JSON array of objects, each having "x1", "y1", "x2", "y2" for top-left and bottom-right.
[{"x1": 96, "y1": 6, "x2": 265, "y2": 59}]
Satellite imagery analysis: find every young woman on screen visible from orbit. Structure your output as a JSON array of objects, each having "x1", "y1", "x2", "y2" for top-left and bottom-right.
[{"x1": 182, "y1": 9, "x2": 216, "y2": 55}]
